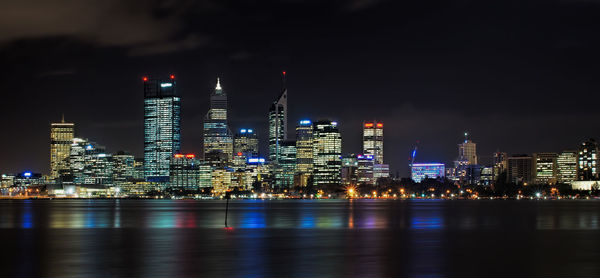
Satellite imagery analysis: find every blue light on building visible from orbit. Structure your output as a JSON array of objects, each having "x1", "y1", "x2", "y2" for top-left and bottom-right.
[{"x1": 411, "y1": 163, "x2": 445, "y2": 183}]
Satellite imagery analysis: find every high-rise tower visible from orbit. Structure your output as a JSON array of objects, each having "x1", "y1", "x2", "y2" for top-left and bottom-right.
[
  {"x1": 203, "y1": 78, "x2": 233, "y2": 161},
  {"x1": 578, "y1": 139, "x2": 598, "y2": 180},
  {"x1": 313, "y1": 120, "x2": 342, "y2": 187},
  {"x1": 295, "y1": 120, "x2": 313, "y2": 186},
  {"x1": 363, "y1": 121, "x2": 384, "y2": 164},
  {"x1": 50, "y1": 116, "x2": 74, "y2": 179},
  {"x1": 268, "y1": 72, "x2": 288, "y2": 163},
  {"x1": 458, "y1": 132, "x2": 478, "y2": 165},
  {"x1": 143, "y1": 75, "x2": 181, "y2": 182}
]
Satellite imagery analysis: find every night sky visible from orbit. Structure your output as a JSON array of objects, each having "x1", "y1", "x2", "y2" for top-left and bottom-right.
[{"x1": 2, "y1": 0, "x2": 600, "y2": 176}]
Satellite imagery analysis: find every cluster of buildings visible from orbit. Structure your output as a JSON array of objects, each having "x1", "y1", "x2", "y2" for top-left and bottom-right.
[
  {"x1": 1, "y1": 74, "x2": 391, "y2": 197},
  {"x1": 2, "y1": 74, "x2": 598, "y2": 197},
  {"x1": 411, "y1": 134, "x2": 600, "y2": 191}
]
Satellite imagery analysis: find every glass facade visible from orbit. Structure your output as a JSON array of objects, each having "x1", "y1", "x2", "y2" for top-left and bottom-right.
[
  {"x1": 50, "y1": 121, "x2": 74, "y2": 179},
  {"x1": 578, "y1": 139, "x2": 598, "y2": 181},
  {"x1": 143, "y1": 76, "x2": 181, "y2": 182},
  {"x1": 534, "y1": 153, "x2": 558, "y2": 184},
  {"x1": 170, "y1": 154, "x2": 200, "y2": 190},
  {"x1": 363, "y1": 122, "x2": 384, "y2": 164},
  {"x1": 411, "y1": 163, "x2": 445, "y2": 183},
  {"x1": 233, "y1": 128, "x2": 259, "y2": 167},
  {"x1": 557, "y1": 150, "x2": 577, "y2": 184},
  {"x1": 268, "y1": 88, "x2": 288, "y2": 163},
  {"x1": 203, "y1": 78, "x2": 233, "y2": 161},
  {"x1": 295, "y1": 120, "x2": 313, "y2": 187},
  {"x1": 313, "y1": 120, "x2": 342, "y2": 187}
]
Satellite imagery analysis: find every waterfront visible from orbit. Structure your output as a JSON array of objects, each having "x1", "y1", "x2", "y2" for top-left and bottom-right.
[{"x1": 0, "y1": 199, "x2": 599, "y2": 277}]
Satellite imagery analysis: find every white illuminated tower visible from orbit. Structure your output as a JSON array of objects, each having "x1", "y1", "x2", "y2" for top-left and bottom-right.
[
  {"x1": 50, "y1": 115, "x2": 74, "y2": 179},
  {"x1": 363, "y1": 121, "x2": 384, "y2": 164},
  {"x1": 269, "y1": 71, "x2": 288, "y2": 163},
  {"x1": 143, "y1": 75, "x2": 181, "y2": 182},
  {"x1": 203, "y1": 78, "x2": 233, "y2": 161}
]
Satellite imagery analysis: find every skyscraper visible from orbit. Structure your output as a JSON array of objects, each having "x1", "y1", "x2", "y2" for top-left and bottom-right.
[
  {"x1": 233, "y1": 128, "x2": 259, "y2": 167},
  {"x1": 507, "y1": 155, "x2": 533, "y2": 184},
  {"x1": 269, "y1": 72, "x2": 288, "y2": 163},
  {"x1": 277, "y1": 140, "x2": 297, "y2": 189},
  {"x1": 363, "y1": 121, "x2": 384, "y2": 164},
  {"x1": 557, "y1": 150, "x2": 577, "y2": 184},
  {"x1": 534, "y1": 153, "x2": 558, "y2": 184},
  {"x1": 203, "y1": 78, "x2": 233, "y2": 162},
  {"x1": 50, "y1": 117, "x2": 74, "y2": 179},
  {"x1": 313, "y1": 120, "x2": 342, "y2": 187},
  {"x1": 578, "y1": 139, "x2": 598, "y2": 181},
  {"x1": 458, "y1": 132, "x2": 478, "y2": 165},
  {"x1": 143, "y1": 75, "x2": 181, "y2": 182},
  {"x1": 295, "y1": 120, "x2": 313, "y2": 187}
]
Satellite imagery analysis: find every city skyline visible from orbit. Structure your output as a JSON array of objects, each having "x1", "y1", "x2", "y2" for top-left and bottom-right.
[{"x1": 2, "y1": 1, "x2": 600, "y2": 174}]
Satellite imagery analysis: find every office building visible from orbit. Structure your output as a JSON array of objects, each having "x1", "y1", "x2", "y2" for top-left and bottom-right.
[
  {"x1": 312, "y1": 120, "x2": 342, "y2": 187},
  {"x1": 493, "y1": 151, "x2": 507, "y2": 180},
  {"x1": 50, "y1": 117, "x2": 74, "y2": 179},
  {"x1": 357, "y1": 154, "x2": 375, "y2": 184},
  {"x1": 411, "y1": 163, "x2": 445, "y2": 183},
  {"x1": 203, "y1": 78, "x2": 233, "y2": 162},
  {"x1": 268, "y1": 72, "x2": 288, "y2": 163},
  {"x1": 143, "y1": 75, "x2": 181, "y2": 182},
  {"x1": 275, "y1": 140, "x2": 297, "y2": 189},
  {"x1": 341, "y1": 154, "x2": 358, "y2": 186},
  {"x1": 507, "y1": 155, "x2": 533, "y2": 185},
  {"x1": 112, "y1": 152, "x2": 135, "y2": 185},
  {"x1": 534, "y1": 153, "x2": 558, "y2": 184},
  {"x1": 170, "y1": 154, "x2": 200, "y2": 190},
  {"x1": 458, "y1": 133, "x2": 477, "y2": 165},
  {"x1": 557, "y1": 150, "x2": 577, "y2": 184},
  {"x1": 578, "y1": 139, "x2": 598, "y2": 180},
  {"x1": 233, "y1": 128, "x2": 259, "y2": 167},
  {"x1": 295, "y1": 120, "x2": 313, "y2": 187},
  {"x1": 363, "y1": 121, "x2": 384, "y2": 164}
]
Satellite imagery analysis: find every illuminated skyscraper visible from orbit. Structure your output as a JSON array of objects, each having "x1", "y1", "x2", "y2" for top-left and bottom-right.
[
  {"x1": 276, "y1": 140, "x2": 297, "y2": 189},
  {"x1": 357, "y1": 154, "x2": 375, "y2": 184},
  {"x1": 363, "y1": 121, "x2": 384, "y2": 164},
  {"x1": 458, "y1": 132, "x2": 478, "y2": 165},
  {"x1": 578, "y1": 139, "x2": 598, "y2": 180},
  {"x1": 269, "y1": 72, "x2": 288, "y2": 163},
  {"x1": 557, "y1": 150, "x2": 577, "y2": 184},
  {"x1": 143, "y1": 75, "x2": 181, "y2": 182},
  {"x1": 233, "y1": 128, "x2": 259, "y2": 167},
  {"x1": 170, "y1": 154, "x2": 200, "y2": 190},
  {"x1": 313, "y1": 120, "x2": 342, "y2": 187},
  {"x1": 295, "y1": 120, "x2": 313, "y2": 186},
  {"x1": 69, "y1": 138, "x2": 113, "y2": 185},
  {"x1": 50, "y1": 117, "x2": 74, "y2": 179},
  {"x1": 203, "y1": 78, "x2": 233, "y2": 161},
  {"x1": 534, "y1": 153, "x2": 558, "y2": 184}
]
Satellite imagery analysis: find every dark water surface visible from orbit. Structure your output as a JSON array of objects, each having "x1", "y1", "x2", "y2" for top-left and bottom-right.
[{"x1": 0, "y1": 199, "x2": 599, "y2": 277}]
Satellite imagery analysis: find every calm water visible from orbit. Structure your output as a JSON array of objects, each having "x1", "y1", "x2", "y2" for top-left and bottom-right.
[{"x1": 0, "y1": 199, "x2": 599, "y2": 277}]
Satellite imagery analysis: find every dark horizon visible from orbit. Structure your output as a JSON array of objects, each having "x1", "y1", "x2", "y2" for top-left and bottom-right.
[{"x1": 2, "y1": 0, "x2": 600, "y2": 175}]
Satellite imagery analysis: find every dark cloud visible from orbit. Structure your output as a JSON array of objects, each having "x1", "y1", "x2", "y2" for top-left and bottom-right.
[{"x1": 37, "y1": 69, "x2": 77, "y2": 77}]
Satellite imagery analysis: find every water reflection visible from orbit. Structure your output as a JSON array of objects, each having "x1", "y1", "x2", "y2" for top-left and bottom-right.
[{"x1": 1, "y1": 200, "x2": 600, "y2": 277}]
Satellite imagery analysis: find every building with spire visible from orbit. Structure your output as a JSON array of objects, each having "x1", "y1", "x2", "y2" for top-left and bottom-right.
[
  {"x1": 268, "y1": 72, "x2": 288, "y2": 163},
  {"x1": 458, "y1": 132, "x2": 478, "y2": 165},
  {"x1": 50, "y1": 115, "x2": 74, "y2": 179},
  {"x1": 143, "y1": 75, "x2": 181, "y2": 183},
  {"x1": 203, "y1": 78, "x2": 233, "y2": 162}
]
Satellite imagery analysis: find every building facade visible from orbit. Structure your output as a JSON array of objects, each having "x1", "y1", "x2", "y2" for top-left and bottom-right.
[
  {"x1": 411, "y1": 163, "x2": 445, "y2": 183},
  {"x1": 203, "y1": 78, "x2": 233, "y2": 162},
  {"x1": 268, "y1": 73, "x2": 288, "y2": 163},
  {"x1": 143, "y1": 75, "x2": 181, "y2": 182},
  {"x1": 578, "y1": 139, "x2": 598, "y2": 181},
  {"x1": 50, "y1": 118, "x2": 74, "y2": 179},
  {"x1": 557, "y1": 150, "x2": 577, "y2": 184},
  {"x1": 363, "y1": 121, "x2": 384, "y2": 164},
  {"x1": 507, "y1": 155, "x2": 533, "y2": 185},
  {"x1": 170, "y1": 154, "x2": 200, "y2": 190},
  {"x1": 295, "y1": 120, "x2": 313, "y2": 187},
  {"x1": 534, "y1": 153, "x2": 558, "y2": 184},
  {"x1": 312, "y1": 120, "x2": 342, "y2": 187}
]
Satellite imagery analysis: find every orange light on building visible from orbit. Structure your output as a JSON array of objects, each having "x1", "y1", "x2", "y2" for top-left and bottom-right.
[
  {"x1": 174, "y1": 154, "x2": 184, "y2": 158},
  {"x1": 237, "y1": 152, "x2": 243, "y2": 156},
  {"x1": 376, "y1": 123, "x2": 383, "y2": 128},
  {"x1": 143, "y1": 76, "x2": 148, "y2": 82},
  {"x1": 365, "y1": 123, "x2": 374, "y2": 128},
  {"x1": 170, "y1": 74, "x2": 175, "y2": 79},
  {"x1": 185, "y1": 154, "x2": 195, "y2": 158}
]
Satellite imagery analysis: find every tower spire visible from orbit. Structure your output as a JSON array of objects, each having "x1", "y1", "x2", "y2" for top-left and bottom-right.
[
  {"x1": 281, "y1": 71, "x2": 287, "y2": 92},
  {"x1": 61, "y1": 113, "x2": 65, "y2": 123},
  {"x1": 215, "y1": 77, "x2": 222, "y2": 90}
]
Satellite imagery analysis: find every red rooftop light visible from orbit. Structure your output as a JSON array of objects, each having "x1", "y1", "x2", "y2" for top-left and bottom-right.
[
  {"x1": 143, "y1": 76, "x2": 148, "y2": 82},
  {"x1": 237, "y1": 152, "x2": 243, "y2": 156},
  {"x1": 365, "y1": 123, "x2": 374, "y2": 128},
  {"x1": 282, "y1": 71, "x2": 286, "y2": 76},
  {"x1": 186, "y1": 154, "x2": 195, "y2": 158},
  {"x1": 174, "y1": 154, "x2": 184, "y2": 158},
  {"x1": 170, "y1": 74, "x2": 175, "y2": 79},
  {"x1": 377, "y1": 123, "x2": 383, "y2": 128}
]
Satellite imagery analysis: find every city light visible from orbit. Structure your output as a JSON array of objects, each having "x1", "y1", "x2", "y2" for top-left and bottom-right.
[{"x1": 160, "y1": 83, "x2": 173, "y2": 87}]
